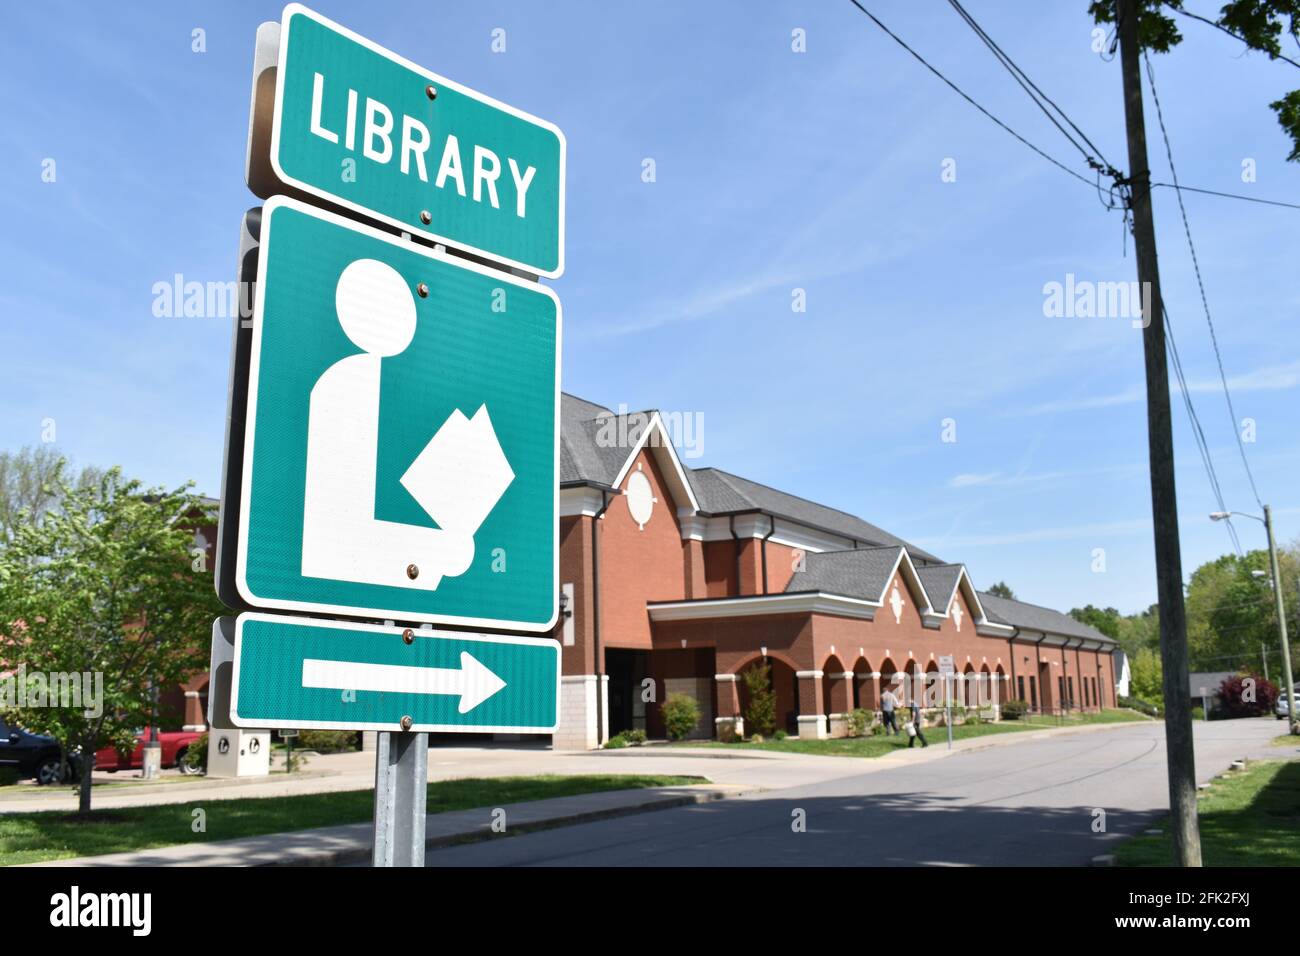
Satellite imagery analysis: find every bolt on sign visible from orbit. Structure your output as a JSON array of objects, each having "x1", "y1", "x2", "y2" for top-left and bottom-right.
[
  {"x1": 259, "y1": 3, "x2": 565, "y2": 277},
  {"x1": 228, "y1": 613, "x2": 560, "y2": 734},
  {"x1": 232, "y1": 196, "x2": 560, "y2": 632}
]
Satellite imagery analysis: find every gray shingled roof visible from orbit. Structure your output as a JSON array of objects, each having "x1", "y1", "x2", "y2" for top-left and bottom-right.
[
  {"x1": 1189, "y1": 672, "x2": 1234, "y2": 696},
  {"x1": 916, "y1": 564, "x2": 963, "y2": 612},
  {"x1": 977, "y1": 592, "x2": 1114, "y2": 643},
  {"x1": 687, "y1": 467, "x2": 943, "y2": 563},
  {"x1": 783, "y1": 547, "x2": 909, "y2": 604},
  {"x1": 559, "y1": 393, "x2": 942, "y2": 561}
]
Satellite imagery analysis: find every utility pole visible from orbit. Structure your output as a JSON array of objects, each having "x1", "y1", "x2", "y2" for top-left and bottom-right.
[
  {"x1": 1116, "y1": 0, "x2": 1202, "y2": 867},
  {"x1": 1264, "y1": 505, "x2": 1296, "y2": 734}
]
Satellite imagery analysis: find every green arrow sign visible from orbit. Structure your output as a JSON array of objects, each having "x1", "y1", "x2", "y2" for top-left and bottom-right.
[
  {"x1": 268, "y1": 3, "x2": 565, "y2": 277},
  {"x1": 233, "y1": 196, "x2": 559, "y2": 631},
  {"x1": 229, "y1": 613, "x2": 559, "y2": 733}
]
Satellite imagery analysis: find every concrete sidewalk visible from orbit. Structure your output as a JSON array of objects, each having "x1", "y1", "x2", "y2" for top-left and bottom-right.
[{"x1": 27, "y1": 784, "x2": 745, "y2": 867}]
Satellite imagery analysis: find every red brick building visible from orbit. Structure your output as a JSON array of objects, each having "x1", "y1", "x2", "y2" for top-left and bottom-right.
[
  {"x1": 552, "y1": 394, "x2": 1117, "y2": 748},
  {"x1": 182, "y1": 393, "x2": 1116, "y2": 747}
]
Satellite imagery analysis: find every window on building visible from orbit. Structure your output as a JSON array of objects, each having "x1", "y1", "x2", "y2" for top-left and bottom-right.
[
  {"x1": 1017, "y1": 676, "x2": 1025, "y2": 701},
  {"x1": 1029, "y1": 676, "x2": 1038, "y2": 709},
  {"x1": 1067, "y1": 677, "x2": 1074, "y2": 708}
]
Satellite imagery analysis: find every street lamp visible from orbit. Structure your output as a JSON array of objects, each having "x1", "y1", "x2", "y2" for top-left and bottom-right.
[{"x1": 1210, "y1": 506, "x2": 1296, "y2": 733}]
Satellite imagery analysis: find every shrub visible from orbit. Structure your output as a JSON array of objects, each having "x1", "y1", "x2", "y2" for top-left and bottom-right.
[
  {"x1": 870, "y1": 722, "x2": 886, "y2": 736},
  {"x1": 1001, "y1": 699, "x2": 1028, "y2": 720},
  {"x1": 603, "y1": 734, "x2": 628, "y2": 749},
  {"x1": 749, "y1": 733, "x2": 765, "y2": 744},
  {"x1": 844, "y1": 708, "x2": 870, "y2": 737},
  {"x1": 740, "y1": 662, "x2": 777, "y2": 738},
  {"x1": 622, "y1": 728, "x2": 647, "y2": 746},
  {"x1": 182, "y1": 733, "x2": 208, "y2": 773},
  {"x1": 1191, "y1": 705, "x2": 1204, "y2": 721},
  {"x1": 773, "y1": 729, "x2": 788, "y2": 740},
  {"x1": 662, "y1": 693, "x2": 700, "y2": 741},
  {"x1": 1119, "y1": 694, "x2": 1160, "y2": 717},
  {"x1": 966, "y1": 711, "x2": 982, "y2": 726},
  {"x1": 1219, "y1": 672, "x2": 1279, "y2": 718},
  {"x1": 295, "y1": 730, "x2": 358, "y2": 753}
]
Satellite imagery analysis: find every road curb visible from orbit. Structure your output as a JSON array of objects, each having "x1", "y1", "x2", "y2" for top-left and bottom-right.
[
  {"x1": 24, "y1": 784, "x2": 748, "y2": 868},
  {"x1": 300, "y1": 786, "x2": 745, "y2": 868}
]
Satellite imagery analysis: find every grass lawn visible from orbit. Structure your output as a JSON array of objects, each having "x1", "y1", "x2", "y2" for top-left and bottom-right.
[
  {"x1": 1116, "y1": 759, "x2": 1300, "y2": 866},
  {"x1": 676, "y1": 709, "x2": 1149, "y2": 758},
  {"x1": 0, "y1": 774, "x2": 704, "y2": 866}
]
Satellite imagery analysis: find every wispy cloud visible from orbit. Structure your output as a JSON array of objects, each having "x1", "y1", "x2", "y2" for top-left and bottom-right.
[{"x1": 1012, "y1": 360, "x2": 1300, "y2": 416}]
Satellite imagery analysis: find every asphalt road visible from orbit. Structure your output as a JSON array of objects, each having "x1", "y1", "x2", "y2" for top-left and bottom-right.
[{"x1": 423, "y1": 719, "x2": 1286, "y2": 866}]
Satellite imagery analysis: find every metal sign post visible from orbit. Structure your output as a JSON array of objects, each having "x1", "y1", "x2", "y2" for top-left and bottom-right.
[{"x1": 373, "y1": 730, "x2": 429, "y2": 867}]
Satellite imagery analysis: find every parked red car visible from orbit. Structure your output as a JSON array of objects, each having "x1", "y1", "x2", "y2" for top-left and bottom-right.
[{"x1": 94, "y1": 728, "x2": 204, "y2": 775}]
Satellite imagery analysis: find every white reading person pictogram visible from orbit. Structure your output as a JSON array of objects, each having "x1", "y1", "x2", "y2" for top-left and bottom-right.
[{"x1": 301, "y1": 258, "x2": 514, "y2": 591}]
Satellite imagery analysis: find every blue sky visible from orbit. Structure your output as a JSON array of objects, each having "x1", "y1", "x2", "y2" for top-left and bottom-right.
[{"x1": 1, "y1": 1, "x2": 1296, "y2": 615}]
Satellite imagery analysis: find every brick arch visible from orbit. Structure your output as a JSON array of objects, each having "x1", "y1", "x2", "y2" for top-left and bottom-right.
[
  {"x1": 730, "y1": 653, "x2": 799, "y2": 737},
  {"x1": 878, "y1": 656, "x2": 906, "y2": 710},
  {"x1": 822, "y1": 654, "x2": 850, "y2": 717},
  {"x1": 852, "y1": 656, "x2": 877, "y2": 710}
]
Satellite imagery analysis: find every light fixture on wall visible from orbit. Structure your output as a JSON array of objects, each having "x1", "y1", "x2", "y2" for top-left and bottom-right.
[{"x1": 558, "y1": 590, "x2": 572, "y2": 621}]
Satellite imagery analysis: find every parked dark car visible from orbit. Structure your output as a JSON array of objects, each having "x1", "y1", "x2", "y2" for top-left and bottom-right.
[{"x1": 0, "y1": 718, "x2": 77, "y2": 785}]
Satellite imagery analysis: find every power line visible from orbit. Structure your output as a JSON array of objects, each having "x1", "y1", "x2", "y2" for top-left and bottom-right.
[
  {"x1": 945, "y1": 0, "x2": 1123, "y2": 180},
  {"x1": 1145, "y1": 52, "x2": 1266, "y2": 509},
  {"x1": 1163, "y1": 1, "x2": 1300, "y2": 71},
  {"x1": 1151, "y1": 182, "x2": 1300, "y2": 211},
  {"x1": 843, "y1": 0, "x2": 1265, "y2": 560},
  {"x1": 843, "y1": 0, "x2": 1100, "y2": 189},
  {"x1": 1164, "y1": 304, "x2": 1244, "y2": 556}
]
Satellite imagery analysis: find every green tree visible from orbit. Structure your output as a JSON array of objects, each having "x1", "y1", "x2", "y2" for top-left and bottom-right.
[
  {"x1": 1183, "y1": 547, "x2": 1299, "y2": 672},
  {"x1": 0, "y1": 464, "x2": 221, "y2": 812},
  {"x1": 1130, "y1": 646, "x2": 1165, "y2": 703},
  {"x1": 986, "y1": 581, "x2": 1016, "y2": 600},
  {"x1": 1069, "y1": 604, "x2": 1123, "y2": 640},
  {"x1": 0, "y1": 446, "x2": 99, "y2": 543},
  {"x1": 1116, "y1": 603, "x2": 1160, "y2": 658},
  {"x1": 1090, "y1": 0, "x2": 1300, "y2": 160},
  {"x1": 740, "y1": 661, "x2": 777, "y2": 737}
]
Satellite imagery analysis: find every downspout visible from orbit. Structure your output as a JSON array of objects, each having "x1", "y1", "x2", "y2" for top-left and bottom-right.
[
  {"x1": 1008, "y1": 627, "x2": 1020, "y2": 700},
  {"x1": 1076, "y1": 639, "x2": 1086, "y2": 707},
  {"x1": 1034, "y1": 634, "x2": 1048, "y2": 712},
  {"x1": 760, "y1": 516, "x2": 776, "y2": 594},
  {"x1": 591, "y1": 489, "x2": 613, "y2": 746},
  {"x1": 729, "y1": 515, "x2": 741, "y2": 594},
  {"x1": 1061, "y1": 642, "x2": 1069, "y2": 711}
]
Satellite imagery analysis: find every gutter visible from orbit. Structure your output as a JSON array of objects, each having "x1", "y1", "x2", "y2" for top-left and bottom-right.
[
  {"x1": 760, "y1": 516, "x2": 776, "y2": 594},
  {"x1": 591, "y1": 489, "x2": 614, "y2": 746}
]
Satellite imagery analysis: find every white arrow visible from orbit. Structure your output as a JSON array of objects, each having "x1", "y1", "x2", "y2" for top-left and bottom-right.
[{"x1": 302, "y1": 651, "x2": 507, "y2": 714}]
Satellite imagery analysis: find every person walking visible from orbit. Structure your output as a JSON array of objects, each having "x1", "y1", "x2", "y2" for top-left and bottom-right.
[
  {"x1": 907, "y1": 698, "x2": 929, "y2": 748},
  {"x1": 880, "y1": 686, "x2": 900, "y2": 735}
]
